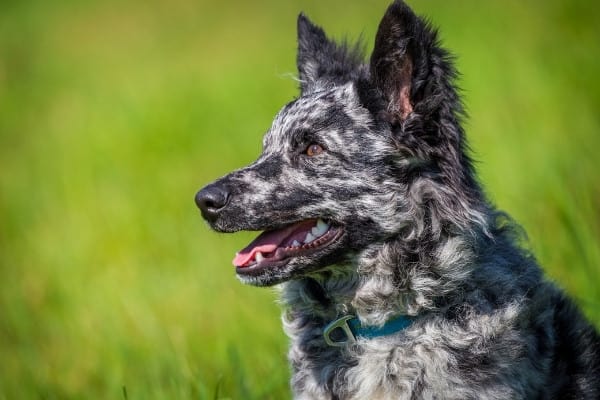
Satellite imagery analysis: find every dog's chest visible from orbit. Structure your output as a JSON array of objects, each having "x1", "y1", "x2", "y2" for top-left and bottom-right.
[
  {"x1": 290, "y1": 335, "x2": 462, "y2": 400},
  {"x1": 286, "y1": 309, "x2": 528, "y2": 400}
]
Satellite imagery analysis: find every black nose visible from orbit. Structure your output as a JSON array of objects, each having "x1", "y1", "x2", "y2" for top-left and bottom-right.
[{"x1": 195, "y1": 184, "x2": 230, "y2": 222}]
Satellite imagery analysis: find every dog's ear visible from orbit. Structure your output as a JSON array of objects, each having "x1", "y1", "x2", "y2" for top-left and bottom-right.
[
  {"x1": 297, "y1": 13, "x2": 363, "y2": 93},
  {"x1": 369, "y1": 1, "x2": 439, "y2": 124}
]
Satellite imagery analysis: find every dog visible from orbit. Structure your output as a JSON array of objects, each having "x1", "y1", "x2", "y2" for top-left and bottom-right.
[{"x1": 195, "y1": 1, "x2": 600, "y2": 398}]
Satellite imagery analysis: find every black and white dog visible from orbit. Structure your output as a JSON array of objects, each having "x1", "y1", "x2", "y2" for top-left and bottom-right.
[{"x1": 195, "y1": 1, "x2": 600, "y2": 398}]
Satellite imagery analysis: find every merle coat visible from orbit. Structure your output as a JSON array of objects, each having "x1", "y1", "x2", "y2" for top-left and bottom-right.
[{"x1": 195, "y1": 1, "x2": 600, "y2": 398}]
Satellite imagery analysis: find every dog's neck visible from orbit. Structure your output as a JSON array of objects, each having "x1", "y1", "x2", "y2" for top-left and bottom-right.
[
  {"x1": 280, "y1": 231, "x2": 476, "y2": 329},
  {"x1": 278, "y1": 208, "x2": 493, "y2": 397}
]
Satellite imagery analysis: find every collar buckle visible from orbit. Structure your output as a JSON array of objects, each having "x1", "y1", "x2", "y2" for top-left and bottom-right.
[{"x1": 323, "y1": 315, "x2": 356, "y2": 347}]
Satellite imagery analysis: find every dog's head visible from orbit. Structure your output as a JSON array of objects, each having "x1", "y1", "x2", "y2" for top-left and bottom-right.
[{"x1": 195, "y1": 1, "x2": 483, "y2": 286}]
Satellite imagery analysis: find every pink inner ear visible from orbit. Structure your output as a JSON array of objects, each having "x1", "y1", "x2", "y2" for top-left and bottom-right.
[
  {"x1": 399, "y1": 85, "x2": 413, "y2": 119},
  {"x1": 398, "y1": 60, "x2": 413, "y2": 120},
  {"x1": 386, "y1": 60, "x2": 413, "y2": 122}
]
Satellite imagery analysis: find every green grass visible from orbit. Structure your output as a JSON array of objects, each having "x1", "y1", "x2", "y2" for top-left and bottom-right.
[{"x1": 0, "y1": 0, "x2": 599, "y2": 398}]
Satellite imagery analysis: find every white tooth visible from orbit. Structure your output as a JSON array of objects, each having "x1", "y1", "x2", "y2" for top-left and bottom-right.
[
  {"x1": 255, "y1": 252, "x2": 264, "y2": 262},
  {"x1": 311, "y1": 226, "x2": 321, "y2": 237},
  {"x1": 314, "y1": 219, "x2": 328, "y2": 236},
  {"x1": 292, "y1": 240, "x2": 301, "y2": 247},
  {"x1": 317, "y1": 219, "x2": 329, "y2": 232},
  {"x1": 304, "y1": 232, "x2": 315, "y2": 243}
]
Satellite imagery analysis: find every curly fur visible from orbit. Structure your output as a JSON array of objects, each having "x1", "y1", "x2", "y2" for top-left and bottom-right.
[{"x1": 196, "y1": 1, "x2": 600, "y2": 398}]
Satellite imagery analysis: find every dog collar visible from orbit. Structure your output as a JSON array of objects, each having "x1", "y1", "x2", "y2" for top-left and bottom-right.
[{"x1": 323, "y1": 314, "x2": 414, "y2": 347}]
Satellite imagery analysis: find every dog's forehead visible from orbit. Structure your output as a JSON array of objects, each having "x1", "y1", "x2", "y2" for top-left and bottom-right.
[{"x1": 263, "y1": 84, "x2": 371, "y2": 152}]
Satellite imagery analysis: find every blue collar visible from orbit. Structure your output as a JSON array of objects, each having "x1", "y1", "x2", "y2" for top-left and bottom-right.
[{"x1": 323, "y1": 314, "x2": 414, "y2": 347}]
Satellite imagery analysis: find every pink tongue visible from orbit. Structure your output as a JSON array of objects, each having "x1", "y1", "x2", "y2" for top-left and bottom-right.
[
  {"x1": 232, "y1": 221, "x2": 313, "y2": 267},
  {"x1": 233, "y1": 243, "x2": 278, "y2": 267}
]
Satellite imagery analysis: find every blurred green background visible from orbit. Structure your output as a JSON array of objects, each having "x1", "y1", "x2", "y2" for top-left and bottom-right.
[{"x1": 0, "y1": 0, "x2": 599, "y2": 398}]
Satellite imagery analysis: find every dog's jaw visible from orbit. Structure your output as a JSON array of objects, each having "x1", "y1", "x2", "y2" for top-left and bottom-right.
[
  {"x1": 233, "y1": 219, "x2": 335, "y2": 267},
  {"x1": 235, "y1": 224, "x2": 347, "y2": 286}
]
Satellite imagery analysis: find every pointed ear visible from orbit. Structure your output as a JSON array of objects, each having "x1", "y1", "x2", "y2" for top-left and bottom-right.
[
  {"x1": 297, "y1": 13, "x2": 364, "y2": 93},
  {"x1": 297, "y1": 13, "x2": 329, "y2": 92},
  {"x1": 369, "y1": 1, "x2": 432, "y2": 123}
]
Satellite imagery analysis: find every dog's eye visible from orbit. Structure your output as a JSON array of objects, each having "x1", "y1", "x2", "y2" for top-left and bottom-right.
[{"x1": 305, "y1": 143, "x2": 324, "y2": 157}]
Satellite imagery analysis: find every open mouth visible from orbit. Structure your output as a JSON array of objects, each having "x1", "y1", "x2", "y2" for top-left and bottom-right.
[{"x1": 233, "y1": 218, "x2": 342, "y2": 273}]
